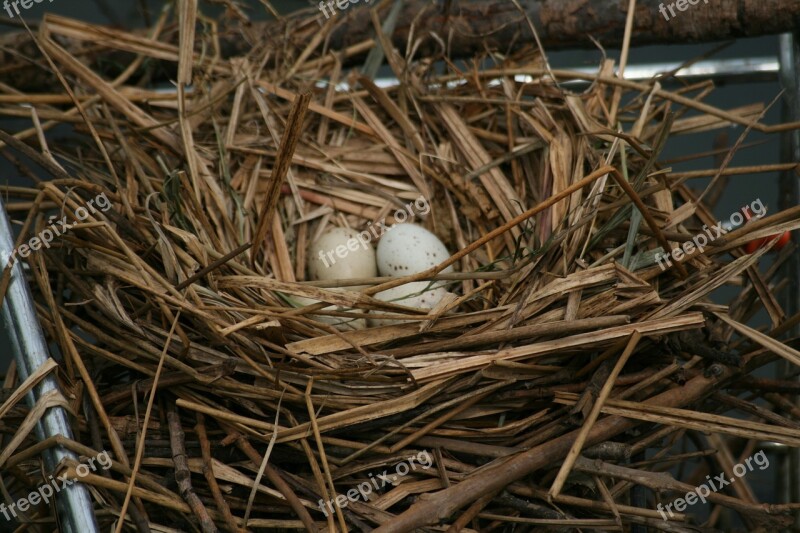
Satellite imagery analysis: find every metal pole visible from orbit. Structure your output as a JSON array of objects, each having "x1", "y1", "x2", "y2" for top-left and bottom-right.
[
  {"x1": 778, "y1": 31, "x2": 800, "y2": 529},
  {"x1": 332, "y1": 56, "x2": 782, "y2": 92},
  {"x1": 0, "y1": 196, "x2": 100, "y2": 532}
]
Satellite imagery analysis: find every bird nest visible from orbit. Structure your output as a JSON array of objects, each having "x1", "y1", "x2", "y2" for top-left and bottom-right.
[{"x1": 2, "y1": 6, "x2": 800, "y2": 533}]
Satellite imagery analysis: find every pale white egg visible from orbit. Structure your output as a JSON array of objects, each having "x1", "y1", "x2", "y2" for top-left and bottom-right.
[
  {"x1": 368, "y1": 281, "x2": 450, "y2": 327},
  {"x1": 376, "y1": 224, "x2": 453, "y2": 278},
  {"x1": 308, "y1": 227, "x2": 377, "y2": 281},
  {"x1": 303, "y1": 227, "x2": 375, "y2": 331}
]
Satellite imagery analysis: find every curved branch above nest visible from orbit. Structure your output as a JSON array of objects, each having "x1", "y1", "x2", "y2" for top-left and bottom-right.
[
  {"x1": 0, "y1": 0, "x2": 798, "y2": 91},
  {"x1": 320, "y1": 0, "x2": 800, "y2": 58}
]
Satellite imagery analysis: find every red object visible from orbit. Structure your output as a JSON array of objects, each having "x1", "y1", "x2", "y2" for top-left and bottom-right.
[{"x1": 742, "y1": 207, "x2": 790, "y2": 253}]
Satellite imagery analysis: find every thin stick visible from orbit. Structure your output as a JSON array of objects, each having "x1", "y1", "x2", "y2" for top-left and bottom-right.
[
  {"x1": 114, "y1": 311, "x2": 181, "y2": 533},
  {"x1": 251, "y1": 92, "x2": 311, "y2": 265},
  {"x1": 167, "y1": 401, "x2": 218, "y2": 532},
  {"x1": 608, "y1": 0, "x2": 637, "y2": 124},
  {"x1": 305, "y1": 379, "x2": 347, "y2": 533},
  {"x1": 195, "y1": 414, "x2": 241, "y2": 532},
  {"x1": 230, "y1": 430, "x2": 318, "y2": 533},
  {"x1": 549, "y1": 331, "x2": 642, "y2": 497},
  {"x1": 365, "y1": 164, "x2": 615, "y2": 296}
]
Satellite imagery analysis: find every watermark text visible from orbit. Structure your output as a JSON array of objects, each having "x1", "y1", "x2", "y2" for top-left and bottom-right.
[
  {"x1": 657, "y1": 449, "x2": 769, "y2": 520},
  {"x1": 318, "y1": 450, "x2": 432, "y2": 516}
]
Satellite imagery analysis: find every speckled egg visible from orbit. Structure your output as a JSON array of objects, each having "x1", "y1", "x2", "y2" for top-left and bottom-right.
[
  {"x1": 308, "y1": 227, "x2": 377, "y2": 281},
  {"x1": 368, "y1": 281, "x2": 450, "y2": 327},
  {"x1": 376, "y1": 224, "x2": 453, "y2": 277}
]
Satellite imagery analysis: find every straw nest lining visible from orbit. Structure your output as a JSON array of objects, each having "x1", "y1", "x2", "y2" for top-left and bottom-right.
[{"x1": 2, "y1": 7, "x2": 800, "y2": 533}]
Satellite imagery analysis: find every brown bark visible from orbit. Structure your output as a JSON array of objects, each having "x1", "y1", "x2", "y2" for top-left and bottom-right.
[
  {"x1": 167, "y1": 403, "x2": 219, "y2": 533},
  {"x1": 1, "y1": 0, "x2": 798, "y2": 91},
  {"x1": 323, "y1": 0, "x2": 800, "y2": 59}
]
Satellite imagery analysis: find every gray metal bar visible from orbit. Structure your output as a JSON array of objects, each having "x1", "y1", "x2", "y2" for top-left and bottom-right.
[
  {"x1": 571, "y1": 56, "x2": 779, "y2": 84},
  {"x1": 0, "y1": 197, "x2": 100, "y2": 532},
  {"x1": 778, "y1": 31, "x2": 800, "y2": 529},
  {"x1": 315, "y1": 56, "x2": 781, "y2": 92}
]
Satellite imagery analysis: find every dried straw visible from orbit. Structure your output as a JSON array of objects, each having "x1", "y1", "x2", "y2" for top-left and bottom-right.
[{"x1": 0, "y1": 5, "x2": 799, "y2": 532}]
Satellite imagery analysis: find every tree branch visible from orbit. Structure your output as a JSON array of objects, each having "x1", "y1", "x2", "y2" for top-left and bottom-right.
[
  {"x1": 323, "y1": 0, "x2": 800, "y2": 58},
  {"x1": 1, "y1": 0, "x2": 799, "y2": 92}
]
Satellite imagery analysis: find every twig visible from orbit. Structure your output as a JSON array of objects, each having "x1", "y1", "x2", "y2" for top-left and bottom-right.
[
  {"x1": 167, "y1": 402, "x2": 219, "y2": 533},
  {"x1": 195, "y1": 414, "x2": 242, "y2": 533}
]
